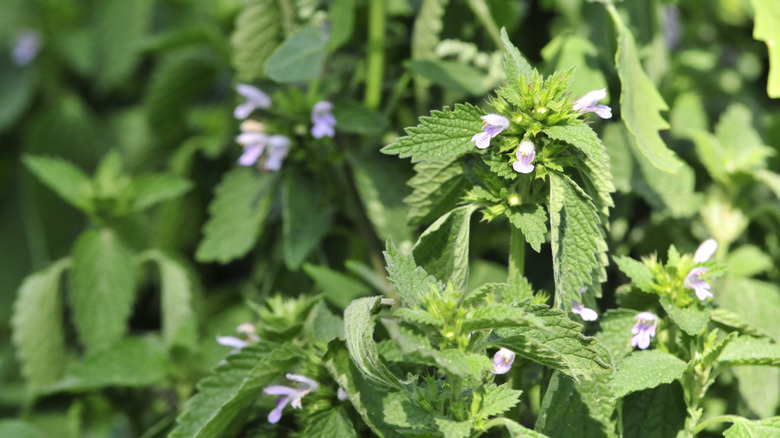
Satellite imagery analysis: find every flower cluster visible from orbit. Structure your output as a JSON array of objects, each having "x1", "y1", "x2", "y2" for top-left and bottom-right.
[
  {"x1": 263, "y1": 374, "x2": 319, "y2": 424},
  {"x1": 684, "y1": 239, "x2": 717, "y2": 301},
  {"x1": 233, "y1": 84, "x2": 293, "y2": 170}
]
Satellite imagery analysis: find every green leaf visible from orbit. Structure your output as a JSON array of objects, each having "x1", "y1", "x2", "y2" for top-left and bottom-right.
[
  {"x1": 543, "y1": 121, "x2": 608, "y2": 166},
  {"x1": 500, "y1": 27, "x2": 533, "y2": 82},
  {"x1": 282, "y1": 169, "x2": 335, "y2": 269},
  {"x1": 596, "y1": 309, "x2": 642, "y2": 365},
  {"x1": 621, "y1": 382, "x2": 686, "y2": 438},
  {"x1": 11, "y1": 259, "x2": 70, "y2": 388},
  {"x1": 406, "y1": 158, "x2": 467, "y2": 226},
  {"x1": 231, "y1": 0, "x2": 282, "y2": 81},
  {"x1": 323, "y1": 340, "x2": 407, "y2": 438},
  {"x1": 23, "y1": 155, "x2": 93, "y2": 212},
  {"x1": 303, "y1": 263, "x2": 372, "y2": 309},
  {"x1": 333, "y1": 102, "x2": 389, "y2": 135},
  {"x1": 410, "y1": 0, "x2": 449, "y2": 108},
  {"x1": 393, "y1": 308, "x2": 444, "y2": 327},
  {"x1": 506, "y1": 204, "x2": 547, "y2": 253},
  {"x1": 305, "y1": 301, "x2": 345, "y2": 345},
  {"x1": 265, "y1": 25, "x2": 326, "y2": 82},
  {"x1": 91, "y1": 0, "x2": 154, "y2": 91},
  {"x1": 710, "y1": 308, "x2": 773, "y2": 339},
  {"x1": 750, "y1": 0, "x2": 780, "y2": 97},
  {"x1": 714, "y1": 104, "x2": 774, "y2": 172},
  {"x1": 727, "y1": 245, "x2": 774, "y2": 277},
  {"x1": 69, "y1": 229, "x2": 137, "y2": 352},
  {"x1": 381, "y1": 103, "x2": 485, "y2": 163},
  {"x1": 405, "y1": 59, "x2": 490, "y2": 95},
  {"x1": 146, "y1": 250, "x2": 198, "y2": 350},
  {"x1": 611, "y1": 350, "x2": 687, "y2": 398},
  {"x1": 195, "y1": 168, "x2": 278, "y2": 264},
  {"x1": 541, "y1": 33, "x2": 608, "y2": 100},
  {"x1": 463, "y1": 304, "x2": 538, "y2": 332},
  {"x1": 718, "y1": 336, "x2": 780, "y2": 366},
  {"x1": 549, "y1": 171, "x2": 608, "y2": 309},
  {"x1": 344, "y1": 296, "x2": 404, "y2": 391},
  {"x1": 0, "y1": 420, "x2": 44, "y2": 438},
  {"x1": 577, "y1": 150, "x2": 616, "y2": 225},
  {"x1": 129, "y1": 173, "x2": 193, "y2": 213},
  {"x1": 612, "y1": 256, "x2": 654, "y2": 294},
  {"x1": 723, "y1": 417, "x2": 780, "y2": 438},
  {"x1": 536, "y1": 371, "x2": 618, "y2": 438},
  {"x1": 733, "y1": 366, "x2": 780, "y2": 418},
  {"x1": 433, "y1": 417, "x2": 471, "y2": 438},
  {"x1": 489, "y1": 418, "x2": 550, "y2": 438},
  {"x1": 348, "y1": 152, "x2": 412, "y2": 245},
  {"x1": 170, "y1": 343, "x2": 302, "y2": 438},
  {"x1": 412, "y1": 205, "x2": 476, "y2": 291},
  {"x1": 383, "y1": 240, "x2": 443, "y2": 308},
  {"x1": 44, "y1": 337, "x2": 168, "y2": 392},
  {"x1": 327, "y1": 0, "x2": 355, "y2": 52},
  {"x1": 0, "y1": 56, "x2": 37, "y2": 131},
  {"x1": 610, "y1": 11, "x2": 683, "y2": 173},
  {"x1": 477, "y1": 384, "x2": 522, "y2": 419},
  {"x1": 494, "y1": 303, "x2": 612, "y2": 380},
  {"x1": 715, "y1": 277, "x2": 780, "y2": 342},
  {"x1": 303, "y1": 407, "x2": 357, "y2": 438},
  {"x1": 659, "y1": 297, "x2": 709, "y2": 336}
]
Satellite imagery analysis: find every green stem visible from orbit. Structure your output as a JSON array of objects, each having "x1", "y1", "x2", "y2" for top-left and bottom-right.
[
  {"x1": 508, "y1": 226, "x2": 525, "y2": 280},
  {"x1": 693, "y1": 415, "x2": 741, "y2": 434},
  {"x1": 466, "y1": 0, "x2": 503, "y2": 48},
  {"x1": 364, "y1": 0, "x2": 386, "y2": 110}
]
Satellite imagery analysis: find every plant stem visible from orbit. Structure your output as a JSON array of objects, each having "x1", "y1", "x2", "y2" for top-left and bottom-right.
[
  {"x1": 693, "y1": 415, "x2": 741, "y2": 434},
  {"x1": 365, "y1": 0, "x2": 386, "y2": 110},
  {"x1": 466, "y1": 0, "x2": 503, "y2": 48},
  {"x1": 508, "y1": 226, "x2": 525, "y2": 280}
]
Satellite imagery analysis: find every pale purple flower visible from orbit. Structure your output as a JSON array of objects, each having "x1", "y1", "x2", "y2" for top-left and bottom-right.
[
  {"x1": 471, "y1": 114, "x2": 510, "y2": 149},
  {"x1": 263, "y1": 135, "x2": 291, "y2": 171},
  {"x1": 664, "y1": 5, "x2": 682, "y2": 51},
  {"x1": 693, "y1": 239, "x2": 717, "y2": 263},
  {"x1": 216, "y1": 323, "x2": 260, "y2": 354},
  {"x1": 311, "y1": 101, "x2": 336, "y2": 138},
  {"x1": 631, "y1": 312, "x2": 658, "y2": 349},
  {"x1": 685, "y1": 267, "x2": 712, "y2": 300},
  {"x1": 263, "y1": 374, "x2": 319, "y2": 423},
  {"x1": 11, "y1": 28, "x2": 42, "y2": 66},
  {"x1": 491, "y1": 348, "x2": 515, "y2": 374},
  {"x1": 234, "y1": 84, "x2": 271, "y2": 120},
  {"x1": 237, "y1": 131, "x2": 268, "y2": 166},
  {"x1": 571, "y1": 301, "x2": 598, "y2": 321},
  {"x1": 512, "y1": 140, "x2": 536, "y2": 174},
  {"x1": 337, "y1": 387, "x2": 348, "y2": 401},
  {"x1": 573, "y1": 89, "x2": 612, "y2": 119}
]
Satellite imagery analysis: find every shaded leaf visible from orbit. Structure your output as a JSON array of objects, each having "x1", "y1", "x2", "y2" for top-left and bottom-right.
[
  {"x1": 265, "y1": 25, "x2": 326, "y2": 83},
  {"x1": 611, "y1": 350, "x2": 686, "y2": 398},
  {"x1": 282, "y1": 169, "x2": 335, "y2": 269},
  {"x1": 413, "y1": 205, "x2": 476, "y2": 291}
]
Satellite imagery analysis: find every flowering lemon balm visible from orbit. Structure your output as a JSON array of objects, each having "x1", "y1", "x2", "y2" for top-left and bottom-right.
[{"x1": 471, "y1": 114, "x2": 510, "y2": 149}]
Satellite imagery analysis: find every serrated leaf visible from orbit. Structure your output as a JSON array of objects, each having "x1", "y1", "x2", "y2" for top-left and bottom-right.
[
  {"x1": 536, "y1": 371, "x2": 618, "y2": 438},
  {"x1": 170, "y1": 343, "x2": 301, "y2": 438},
  {"x1": 726, "y1": 245, "x2": 774, "y2": 277},
  {"x1": 129, "y1": 173, "x2": 192, "y2": 213},
  {"x1": 734, "y1": 366, "x2": 780, "y2": 418},
  {"x1": 231, "y1": 0, "x2": 282, "y2": 81},
  {"x1": 305, "y1": 301, "x2": 345, "y2": 345},
  {"x1": 659, "y1": 297, "x2": 709, "y2": 336},
  {"x1": 405, "y1": 59, "x2": 490, "y2": 95},
  {"x1": 344, "y1": 296, "x2": 404, "y2": 391},
  {"x1": 462, "y1": 304, "x2": 538, "y2": 332},
  {"x1": 303, "y1": 263, "x2": 372, "y2": 309},
  {"x1": 147, "y1": 250, "x2": 198, "y2": 349},
  {"x1": 500, "y1": 28, "x2": 533, "y2": 82},
  {"x1": 506, "y1": 204, "x2": 547, "y2": 253},
  {"x1": 477, "y1": 384, "x2": 522, "y2": 419},
  {"x1": 196, "y1": 168, "x2": 278, "y2": 264},
  {"x1": 433, "y1": 417, "x2": 471, "y2": 438},
  {"x1": 596, "y1": 309, "x2": 641, "y2": 364},
  {"x1": 303, "y1": 407, "x2": 357, "y2": 438},
  {"x1": 282, "y1": 169, "x2": 335, "y2": 269},
  {"x1": 493, "y1": 303, "x2": 612, "y2": 380},
  {"x1": 714, "y1": 103, "x2": 774, "y2": 172},
  {"x1": 393, "y1": 308, "x2": 444, "y2": 327},
  {"x1": 23, "y1": 155, "x2": 93, "y2": 212},
  {"x1": 549, "y1": 171, "x2": 607, "y2": 309},
  {"x1": 406, "y1": 157, "x2": 467, "y2": 226},
  {"x1": 489, "y1": 418, "x2": 550, "y2": 438},
  {"x1": 750, "y1": 0, "x2": 780, "y2": 97},
  {"x1": 621, "y1": 382, "x2": 686, "y2": 438},
  {"x1": 44, "y1": 336, "x2": 168, "y2": 392},
  {"x1": 383, "y1": 240, "x2": 443, "y2": 308},
  {"x1": 723, "y1": 417, "x2": 780, "y2": 438},
  {"x1": 612, "y1": 256, "x2": 654, "y2": 294},
  {"x1": 577, "y1": 151, "x2": 615, "y2": 225},
  {"x1": 543, "y1": 121, "x2": 608, "y2": 166},
  {"x1": 69, "y1": 229, "x2": 137, "y2": 352},
  {"x1": 410, "y1": 0, "x2": 449, "y2": 109},
  {"x1": 323, "y1": 340, "x2": 407, "y2": 438},
  {"x1": 11, "y1": 259, "x2": 69, "y2": 388},
  {"x1": 718, "y1": 336, "x2": 780, "y2": 366},
  {"x1": 710, "y1": 308, "x2": 773, "y2": 339},
  {"x1": 265, "y1": 25, "x2": 326, "y2": 83},
  {"x1": 381, "y1": 103, "x2": 485, "y2": 163},
  {"x1": 611, "y1": 350, "x2": 687, "y2": 398},
  {"x1": 611, "y1": 11, "x2": 683, "y2": 173},
  {"x1": 412, "y1": 205, "x2": 476, "y2": 291}
]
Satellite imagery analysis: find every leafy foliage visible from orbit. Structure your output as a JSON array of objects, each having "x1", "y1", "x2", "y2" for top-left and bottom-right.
[{"x1": 611, "y1": 350, "x2": 687, "y2": 398}]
